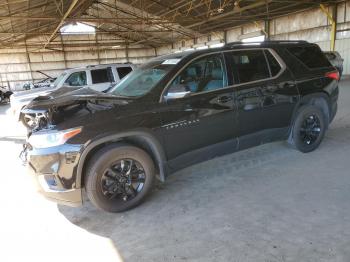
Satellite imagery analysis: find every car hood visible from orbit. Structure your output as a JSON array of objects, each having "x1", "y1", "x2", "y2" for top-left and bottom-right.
[
  {"x1": 12, "y1": 86, "x2": 56, "y2": 101},
  {"x1": 23, "y1": 86, "x2": 131, "y2": 130}
]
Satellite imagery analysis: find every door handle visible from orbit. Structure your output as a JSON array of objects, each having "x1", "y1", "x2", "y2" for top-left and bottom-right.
[
  {"x1": 261, "y1": 85, "x2": 276, "y2": 92},
  {"x1": 283, "y1": 82, "x2": 296, "y2": 88},
  {"x1": 184, "y1": 104, "x2": 193, "y2": 112},
  {"x1": 217, "y1": 95, "x2": 233, "y2": 103}
]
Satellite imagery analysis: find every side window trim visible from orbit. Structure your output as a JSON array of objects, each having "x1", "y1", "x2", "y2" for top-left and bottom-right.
[
  {"x1": 161, "y1": 52, "x2": 228, "y2": 101},
  {"x1": 263, "y1": 50, "x2": 273, "y2": 78},
  {"x1": 159, "y1": 48, "x2": 286, "y2": 102},
  {"x1": 228, "y1": 49, "x2": 285, "y2": 86}
]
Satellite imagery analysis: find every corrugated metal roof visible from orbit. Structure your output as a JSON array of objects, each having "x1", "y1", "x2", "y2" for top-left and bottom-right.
[{"x1": 0, "y1": 0, "x2": 340, "y2": 48}]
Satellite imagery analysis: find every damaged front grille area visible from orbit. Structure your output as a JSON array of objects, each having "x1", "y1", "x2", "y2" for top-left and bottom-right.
[{"x1": 21, "y1": 108, "x2": 53, "y2": 131}]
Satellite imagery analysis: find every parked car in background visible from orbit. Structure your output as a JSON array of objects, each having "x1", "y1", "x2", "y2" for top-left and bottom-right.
[
  {"x1": 324, "y1": 51, "x2": 344, "y2": 77},
  {"x1": 0, "y1": 86, "x2": 13, "y2": 104},
  {"x1": 22, "y1": 82, "x2": 34, "y2": 90},
  {"x1": 33, "y1": 78, "x2": 56, "y2": 89},
  {"x1": 11, "y1": 63, "x2": 136, "y2": 128},
  {"x1": 21, "y1": 41, "x2": 339, "y2": 212},
  {"x1": 23, "y1": 71, "x2": 57, "y2": 90}
]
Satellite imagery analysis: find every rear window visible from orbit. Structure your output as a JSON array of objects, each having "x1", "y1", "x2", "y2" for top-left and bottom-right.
[
  {"x1": 91, "y1": 67, "x2": 114, "y2": 84},
  {"x1": 117, "y1": 67, "x2": 133, "y2": 80},
  {"x1": 287, "y1": 46, "x2": 331, "y2": 69}
]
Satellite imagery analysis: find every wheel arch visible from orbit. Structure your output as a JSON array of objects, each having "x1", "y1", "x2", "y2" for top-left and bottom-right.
[
  {"x1": 292, "y1": 92, "x2": 331, "y2": 126},
  {"x1": 77, "y1": 130, "x2": 167, "y2": 189}
]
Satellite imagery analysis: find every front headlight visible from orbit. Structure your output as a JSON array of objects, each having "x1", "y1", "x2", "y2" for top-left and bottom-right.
[{"x1": 28, "y1": 127, "x2": 82, "y2": 148}]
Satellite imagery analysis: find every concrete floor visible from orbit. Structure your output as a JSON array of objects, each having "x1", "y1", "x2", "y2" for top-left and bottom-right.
[{"x1": 1, "y1": 79, "x2": 350, "y2": 262}]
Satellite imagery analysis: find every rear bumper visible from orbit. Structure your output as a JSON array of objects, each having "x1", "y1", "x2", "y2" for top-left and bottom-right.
[
  {"x1": 330, "y1": 101, "x2": 338, "y2": 123},
  {"x1": 26, "y1": 144, "x2": 83, "y2": 207},
  {"x1": 329, "y1": 85, "x2": 339, "y2": 123}
]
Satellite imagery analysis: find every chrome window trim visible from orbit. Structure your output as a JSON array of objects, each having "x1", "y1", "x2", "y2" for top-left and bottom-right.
[{"x1": 159, "y1": 48, "x2": 286, "y2": 102}]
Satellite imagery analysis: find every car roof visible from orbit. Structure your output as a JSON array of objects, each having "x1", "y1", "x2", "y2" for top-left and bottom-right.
[
  {"x1": 64, "y1": 63, "x2": 135, "y2": 73},
  {"x1": 152, "y1": 40, "x2": 314, "y2": 61}
]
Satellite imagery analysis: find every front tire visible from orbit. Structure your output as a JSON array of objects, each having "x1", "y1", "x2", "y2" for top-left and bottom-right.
[
  {"x1": 290, "y1": 105, "x2": 327, "y2": 153},
  {"x1": 85, "y1": 144, "x2": 155, "y2": 212}
]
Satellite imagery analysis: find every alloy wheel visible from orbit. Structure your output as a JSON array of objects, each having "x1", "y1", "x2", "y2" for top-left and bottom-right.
[
  {"x1": 100, "y1": 159, "x2": 146, "y2": 202},
  {"x1": 299, "y1": 114, "x2": 322, "y2": 146}
]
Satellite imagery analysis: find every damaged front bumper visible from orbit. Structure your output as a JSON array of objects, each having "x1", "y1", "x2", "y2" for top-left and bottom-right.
[{"x1": 22, "y1": 143, "x2": 84, "y2": 207}]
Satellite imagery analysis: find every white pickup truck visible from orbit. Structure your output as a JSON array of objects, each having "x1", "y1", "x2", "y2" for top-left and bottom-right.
[{"x1": 11, "y1": 63, "x2": 136, "y2": 127}]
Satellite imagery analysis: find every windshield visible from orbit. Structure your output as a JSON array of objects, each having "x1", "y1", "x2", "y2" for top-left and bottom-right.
[
  {"x1": 109, "y1": 60, "x2": 177, "y2": 97},
  {"x1": 52, "y1": 72, "x2": 67, "y2": 87}
]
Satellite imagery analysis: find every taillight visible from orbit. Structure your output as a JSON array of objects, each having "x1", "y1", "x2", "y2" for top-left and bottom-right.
[{"x1": 325, "y1": 71, "x2": 340, "y2": 81}]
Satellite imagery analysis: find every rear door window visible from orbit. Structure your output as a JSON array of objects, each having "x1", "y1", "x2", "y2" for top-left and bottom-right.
[
  {"x1": 91, "y1": 67, "x2": 114, "y2": 84},
  {"x1": 117, "y1": 67, "x2": 133, "y2": 80},
  {"x1": 65, "y1": 71, "x2": 87, "y2": 86},
  {"x1": 227, "y1": 50, "x2": 270, "y2": 84},
  {"x1": 287, "y1": 46, "x2": 331, "y2": 69}
]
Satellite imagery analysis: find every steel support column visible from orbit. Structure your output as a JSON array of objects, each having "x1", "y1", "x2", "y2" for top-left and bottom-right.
[{"x1": 320, "y1": 4, "x2": 337, "y2": 51}]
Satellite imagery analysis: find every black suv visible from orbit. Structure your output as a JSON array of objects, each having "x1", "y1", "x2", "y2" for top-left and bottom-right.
[{"x1": 23, "y1": 41, "x2": 339, "y2": 212}]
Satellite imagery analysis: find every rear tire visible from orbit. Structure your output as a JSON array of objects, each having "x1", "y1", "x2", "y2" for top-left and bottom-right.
[
  {"x1": 85, "y1": 144, "x2": 155, "y2": 212},
  {"x1": 290, "y1": 105, "x2": 326, "y2": 153}
]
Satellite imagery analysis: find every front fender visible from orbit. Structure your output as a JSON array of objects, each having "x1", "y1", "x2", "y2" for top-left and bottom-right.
[{"x1": 76, "y1": 129, "x2": 167, "y2": 188}]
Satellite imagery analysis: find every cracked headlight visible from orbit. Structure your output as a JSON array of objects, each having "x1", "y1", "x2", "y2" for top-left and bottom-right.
[{"x1": 28, "y1": 127, "x2": 82, "y2": 148}]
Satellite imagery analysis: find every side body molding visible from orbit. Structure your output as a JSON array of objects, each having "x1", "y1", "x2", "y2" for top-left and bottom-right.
[{"x1": 76, "y1": 130, "x2": 167, "y2": 188}]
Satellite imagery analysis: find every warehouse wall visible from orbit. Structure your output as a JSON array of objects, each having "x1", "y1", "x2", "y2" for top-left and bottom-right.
[
  {"x1": 157, "y1": 1, "x2": 350, "y2": 75},
  {"x1": 0, "y1": 33, "x2": 156, "y2": 90},
  {"x1": 2, "y1": 1, "x2": 350, "y2": 90}
]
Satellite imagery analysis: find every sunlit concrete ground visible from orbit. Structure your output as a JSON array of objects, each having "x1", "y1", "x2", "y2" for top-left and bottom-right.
[{"x1": 1, "y1": 78, "x2": 350, "y2": 262}]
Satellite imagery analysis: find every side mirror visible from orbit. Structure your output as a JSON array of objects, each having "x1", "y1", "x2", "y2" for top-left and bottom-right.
[{"x1": 164, "y1": 84, "x2": 191, "y2": 100}]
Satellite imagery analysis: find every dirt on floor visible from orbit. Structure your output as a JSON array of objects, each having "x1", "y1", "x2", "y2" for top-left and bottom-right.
[{"x1": 1, "y1": 78, "x2": 350, "y2": 262}]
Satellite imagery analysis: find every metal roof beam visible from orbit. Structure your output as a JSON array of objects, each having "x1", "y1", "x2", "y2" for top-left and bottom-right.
[
  {"x1": 186, "y1": 0, "x2": 273, "y2": 29},
  {"x1": 43, "y1": 0, "x2": 80, "y2": 48},
  {"x1": 0, "y1": 15, "x2": 181, "y2": 24}
]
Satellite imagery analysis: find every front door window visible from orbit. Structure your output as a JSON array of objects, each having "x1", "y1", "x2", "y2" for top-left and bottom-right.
[
  {"x1": 65, "y1": 71, "x2": 87, "y2": 86},
  {"x1": 168, "y1": 54, "x2": 227, "y2": 95}
]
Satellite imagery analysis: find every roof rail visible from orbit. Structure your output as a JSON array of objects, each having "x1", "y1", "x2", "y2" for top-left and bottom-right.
[{"x1": 228, "y1": 40, "x2": 308, "y2": 47}]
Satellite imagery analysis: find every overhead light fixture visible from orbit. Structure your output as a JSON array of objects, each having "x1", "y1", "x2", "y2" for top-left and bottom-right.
[
  {"x1": 207, "y1": 40, "x2": 225, "y2": 48},
  {"x1": 170, "y1": 48, "x2": 182, "y2": 53},
  {"x1": 238, "y1": 30, "x2": 265, "y2": 43},
  {"x1": 193, "y1": 43, "x2": 209, "y2": 50},
  {"x1": 111, "y1": 45, "x2": 121, "y2": 49},
  {"x1": 196, "y1": 46, "x2": 209, "y2": 50},
  {"x1": 241, "y1": 35, "x2": 265, "y2": 43},
  {"x1": 210, "y1": 43, "x2": 225, "y2": 48},
  {"x1": 60, "y1": 22, "x2": 95, "y2": 35}
]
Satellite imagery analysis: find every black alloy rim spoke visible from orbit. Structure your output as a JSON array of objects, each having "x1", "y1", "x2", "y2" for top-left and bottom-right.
[
  {"x1": 299, "y1": 114, "x2": 321, "y2": 145},
  {"x1": 101, "y1": 158, "x2": 146, "y2": 201}
]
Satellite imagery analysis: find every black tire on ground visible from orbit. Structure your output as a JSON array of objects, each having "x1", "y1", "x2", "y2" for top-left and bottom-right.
[
  {"x1": 289, "y1": 105, "x2": 327, "y2": 153},
  {"x1": 85, "y1": 144, "x2": 155, "y2": 212}
]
